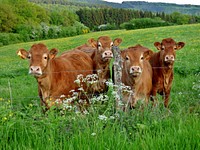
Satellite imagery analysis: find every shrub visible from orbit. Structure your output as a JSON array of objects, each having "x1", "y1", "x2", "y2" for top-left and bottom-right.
[
  {"x1": 73, "y1": 21, "x2": 90, "y2": 35},
  {"x1": 120, "y1": 18, "x2": 171, "y2": 30},
  {"x1": 120, "y1": 22, "x2": 135, "y2": 30},
  {"x1": 0, "y1": 33, "x2": 22, "y2": 46},
  {"x1": 0, "y1": 21, "x2": 90, "y2": 46},
  {"x1": 130, "y1": 18, "x2": 170, "y2": 29}
]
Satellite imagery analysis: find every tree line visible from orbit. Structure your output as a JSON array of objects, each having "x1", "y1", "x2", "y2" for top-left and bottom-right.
[{"x1": 76, "y1": 8, "x2": 200, "y2": 30}]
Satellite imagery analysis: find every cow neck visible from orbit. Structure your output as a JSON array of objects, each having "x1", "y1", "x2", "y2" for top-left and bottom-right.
[
  {"x1": 93, "y1": 51, "x2": 110, "y2": 73},
  {"x1": 35, "y1": 59, "x2": 53, "y2": 101},
  {"x1": 160, "y1": 57, "x2": 174, "y2": 90}
]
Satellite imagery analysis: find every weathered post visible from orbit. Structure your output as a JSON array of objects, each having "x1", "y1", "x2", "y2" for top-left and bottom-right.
[{"x1": 112, "y1": 46, "x2": 123, "y2": 111}]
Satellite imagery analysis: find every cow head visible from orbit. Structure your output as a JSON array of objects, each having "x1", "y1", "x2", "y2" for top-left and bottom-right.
[
  {"x1": 17, "y1": 43, "x2": 58, "y2": 77},
  {"x1": 154, "y1": 38, "x2": 185, "y2": 68},
  {"x1": 122, "y1": 45, "x2": 153, "y2": 78},
  {"x1": 88, "y1": 36, "x2": 122, "y2": 62}
]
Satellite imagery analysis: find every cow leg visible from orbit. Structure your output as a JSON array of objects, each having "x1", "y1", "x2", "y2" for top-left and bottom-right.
[
  {"x1": 130, "y1": 96, "x2": 137, "y2": 109},
  {"x1": 150, "y1": 88, "x2": 158, "y2": 107},
  {"x1": 38, "y1": 87, "x2": 47, "y2": 113},
  {"x1": 163, "y1": 85, "x2": 172, "y2": 108},
  {"x1": 164, "y1": 92, "x2": 170, "y2": 108}
]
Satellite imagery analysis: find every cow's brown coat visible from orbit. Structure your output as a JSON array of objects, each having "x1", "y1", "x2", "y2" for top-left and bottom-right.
[
  {"x1": 121, "y1": 45, "x2": 153, "y2": 109},
  {"x1": 76, "y1": 36, "x2": 122, "y2": 93},
  {"x1": 149, "y1": 38, "x2": 185, "y2": 107},
  {"x1": 17, "y1": 43, "x2": 93, "y2": 110}
]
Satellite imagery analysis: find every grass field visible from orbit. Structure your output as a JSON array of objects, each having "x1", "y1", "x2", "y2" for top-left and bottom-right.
[{"x1": 0, "y1": 24, "x2": 200, "y2": 149}]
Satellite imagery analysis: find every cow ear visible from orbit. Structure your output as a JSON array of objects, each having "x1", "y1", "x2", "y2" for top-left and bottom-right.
[
  {"x1": 113, "y1": 38, "x2": 122, "y2": 46},
  {"x1": 176, "y1": 42, "x2": 185, "y2": 50},
  {"x1": 143, "y1": 50, "x2": 153, "y2": 60},
  {"x1": 121, "y1": 50, "x2": 126, "y2": 60},
  {"x1": 88, "y1": 38, "x2": 97, "y2": 48},
  {"x1": 154, "y1": 42, "x2": 162, "y2": 50},
  {"x1": 49, "y1": 48, "x2": 58, "y2": 59},
  {"x1": 17, "y1": 48, "x2": 29, "y2": 59}
]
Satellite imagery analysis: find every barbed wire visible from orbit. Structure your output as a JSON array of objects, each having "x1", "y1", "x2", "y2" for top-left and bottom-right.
[{"x1": 0, "y1": 66, "x2": 199, "y2": 77}]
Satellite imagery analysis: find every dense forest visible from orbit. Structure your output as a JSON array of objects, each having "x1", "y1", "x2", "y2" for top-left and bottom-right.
[
  {"x1": 0, "y1": 0, "x2": 200, "y2": 46},
  {"x1": 76, "y1": 8, "x2": 200, "y2": 30}
]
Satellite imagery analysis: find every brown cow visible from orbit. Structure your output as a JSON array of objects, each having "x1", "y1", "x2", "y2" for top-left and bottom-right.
[
  {"x1": 149, "y1": 38, "x2": 185, "y2": 107},
  {"x1": 17, "y1": 43, "x2": 93, "y2": 110},
  {"x1": 88, "y1": 36, "x2": 122, "y2": 93},
  {"x1": 74, "y1": 36, "x2": 122, "y2": 93},
  {"x1": 75, "y1": 43, "x2": 95, "y2": 57},
  {"x1": 121, "y1": 45, "x2": 153, "y2": 110}
]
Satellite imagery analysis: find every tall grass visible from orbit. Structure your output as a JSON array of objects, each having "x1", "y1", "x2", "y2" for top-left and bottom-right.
[{"x1": 0, "y1": 24, "x2": 199, "y2": 149}]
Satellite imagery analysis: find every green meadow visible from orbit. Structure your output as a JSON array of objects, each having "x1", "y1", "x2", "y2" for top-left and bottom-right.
[{"x1": 0, "y1": 24, "x2": 199, "y2": 149}]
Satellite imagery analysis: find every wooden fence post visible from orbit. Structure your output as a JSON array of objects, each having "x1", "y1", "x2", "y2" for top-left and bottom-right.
[{"x1": 112, "y1": 46, "x2": 123, "y2": 111}]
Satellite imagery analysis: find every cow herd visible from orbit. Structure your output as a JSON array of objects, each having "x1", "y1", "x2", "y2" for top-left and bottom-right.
[{"x1": 17, "y1": 36, "x2": 185, "y2": 112}]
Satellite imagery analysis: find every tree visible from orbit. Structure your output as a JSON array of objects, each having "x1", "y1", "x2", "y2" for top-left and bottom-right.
[
  {"x1": 171, "y1": 12, "x2": 190, "y2": 25},
  {"x1": 0, "y1": 4, "x2": 17, "y2": 32}
]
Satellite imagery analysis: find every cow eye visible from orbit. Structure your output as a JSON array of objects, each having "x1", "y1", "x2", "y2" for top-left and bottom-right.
[
  {"x1": 27, "y1": 55, "x2": 31, "y2": 59},
  {"x1": 125, "y1": 56, "x2": 129, "y2": 60},
  {"x1": 110, "y1": 42, "x2": 114, "y2": 47},
  {"x1": 44, "y1": 56, "x2": 47, "y2": 59},
  {"x1": 141, "y1": 56, "x2": 144, "y2": 60},
  {"x1": 98, "y1": 42, "x2": 102, "y2": 48}
]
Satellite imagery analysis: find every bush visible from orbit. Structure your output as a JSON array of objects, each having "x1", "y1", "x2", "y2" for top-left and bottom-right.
[
  {"x1": 73, "y1": 21, "x2": 90, "y2": 35},
  {"x1": 120, "y1": 18, "x2": 171, "y2": 30},
  {"x1": 15, "y1": 24, "x2": 33, "y2": 42},
  {"x1": 120, "y1": 22, "x2": 135, "y2": 30},
  {"x1": 0, "y1": 33, "x2": 22, "y2": 46},
  {"x1": 130, "y1": 18, "x2": 170, "y2": 29},
  {"x1": 0, "y1": 21, "x2": 90, "y2": 47}
]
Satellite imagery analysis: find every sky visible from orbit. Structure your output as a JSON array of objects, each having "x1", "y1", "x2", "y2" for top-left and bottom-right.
[{"x1": 104, "y1": 0, "x2": 200, "y2": 5}]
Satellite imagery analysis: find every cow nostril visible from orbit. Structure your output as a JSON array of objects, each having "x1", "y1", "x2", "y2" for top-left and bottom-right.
[
  {"x1": 105, "y1": 53, "x2": 107, "y2": 55},
  {"x1": 166, "y1": 56, "x2": 169, "y2": 60},
  {"x1": 36, "y1": 68, "x2": 40, "y2": 71}
]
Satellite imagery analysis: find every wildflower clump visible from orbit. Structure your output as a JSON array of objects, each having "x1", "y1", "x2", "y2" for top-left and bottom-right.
[{"x1": 0, "y1": 98, "x2": 14, "y2": 124}]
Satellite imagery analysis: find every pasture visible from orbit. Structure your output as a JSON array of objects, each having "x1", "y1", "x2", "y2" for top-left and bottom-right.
[{"x1": 0, "y1": 24, "x2": 199, "y2": 149}]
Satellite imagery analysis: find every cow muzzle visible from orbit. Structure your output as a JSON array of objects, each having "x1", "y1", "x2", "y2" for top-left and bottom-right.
[
  {"x1": 29, "y1": 66, "x2": 42, "y2": 76},
  {"x1": 165, "y1": 55, "x2": 174, "y2": 63},
  {"x1": 102, "y1": 50, "x2": 113, "y2": 61},
  {"x1": 130, "y1": 66, "x2": 142, "y2": 77}
]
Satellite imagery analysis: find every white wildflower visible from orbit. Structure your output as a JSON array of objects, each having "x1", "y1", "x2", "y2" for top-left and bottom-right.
[
  {"x1": 178, "y1": 92, "x2": 182, "y2": 95},
  {"x1": 91, "y1": 133, "x2": 96, "y2": 136},
  {"x1": 70, "y1": 90, "x2": 75, "y2": 93},
  {"x1": 109, "y1": 116, "x2": 115, "y2": 120},
  {"x1": 98, "y1": 115, "x2": 107, "y2": 121},
  {"x1": 77, "y1": 74, "x2": 84, "y2": 80},
  {"x1": 60, "y1": 95, "x2": 66, "y2": 98},
  {"x1": 74, "y1": 79, "x2": 81, "y2": 85},
  {"x1": 78, "y1": 87, "x2": 84, "y2": 91},
  {"x1": 83, "y1": 110, "x2": 89, "y2": 115}
]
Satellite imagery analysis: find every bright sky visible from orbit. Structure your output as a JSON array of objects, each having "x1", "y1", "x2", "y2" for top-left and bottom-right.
[{"x1": 104, "y1": 0, "x2": 200, "y2": 5}]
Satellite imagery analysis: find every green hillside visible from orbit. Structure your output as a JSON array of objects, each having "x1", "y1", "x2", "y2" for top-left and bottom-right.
[{"x1": 0, "y1": 24, "x2": 199, "y2": 149}]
